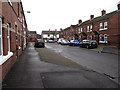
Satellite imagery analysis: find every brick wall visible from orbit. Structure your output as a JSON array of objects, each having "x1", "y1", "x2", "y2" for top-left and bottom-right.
[{"x1": 1, "y1": 1, "x2": 27, "y2": 81}]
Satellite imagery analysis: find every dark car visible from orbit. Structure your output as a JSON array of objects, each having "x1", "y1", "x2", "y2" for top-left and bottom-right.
[
  {"x1": 69, "y1": 40, "x2": 80, "y2": 46},
  {"x1": 80, "y1": 40, "x2": 98, "y2": 49},
  {"x1": 34, "y1": 39, "x2": 45, "y2": 48}
]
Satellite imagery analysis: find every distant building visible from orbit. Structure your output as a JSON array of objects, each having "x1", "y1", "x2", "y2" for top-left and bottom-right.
[
  {"x1": 41, "y1": 30, "x2": 60, "y2": 42},
  {"x1": 28, "y1": 31, "x2": 37, "y2": 42},
  {"x1": 37, "y1": 34, "x2": 41, "y2": 39}
]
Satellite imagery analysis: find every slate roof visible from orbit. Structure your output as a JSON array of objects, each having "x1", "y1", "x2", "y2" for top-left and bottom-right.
[
  {"x1": 29, "y1": 31, "x2": 37, "y2": 34},
  {"x1": 42, "y1": 31, "x2": 60, "y2": 34},
  {"x1": 79, "y1": 10, "x2": 120, "y2": 26}
]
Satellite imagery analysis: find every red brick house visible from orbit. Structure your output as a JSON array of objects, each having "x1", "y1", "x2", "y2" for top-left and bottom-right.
[
  {"x1": 0, "y1": 0, "x2": 28, "y2": 81},
  {"x1": 28, "y1": 31, "x2": 37, "y2": 42},
  {"x1": 60, "y1": 3, "x2": 120, "y2": 48}
]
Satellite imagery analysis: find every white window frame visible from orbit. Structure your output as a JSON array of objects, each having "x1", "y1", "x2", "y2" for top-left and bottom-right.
[
  {"x1": 104, "y1": 34, "x2": 108, "y2": 43},
  {"x1": 8, "y1": 0, "x2": 12, "y2": 6},
  {"x1": 81, "y1": 28, "x2": 83, "y2": 32},
  {"x1": 104, "y1": 22, "x2": 108, "y2": 29},
  {"x1": 7, "y1": 23, "x2": 11, "y2": 52},
  {"x1": 87, "y1": 26, "x2": 90, "y2": 32},
  {"x1": 0, "y1": 20, "x2": 13, "y2": 65},
  {"x1": 90, "y1": 25, "x2": 93, "y2": 32},
  {"x1": 99, "y1": 34, "x2": 108, "y2": 43},
  {"x1": 100, "y1": 23, "x2": 103, "y2": 30},
  {"x1": 0, "y1": 18, "x2": 3, "y2": 57}
]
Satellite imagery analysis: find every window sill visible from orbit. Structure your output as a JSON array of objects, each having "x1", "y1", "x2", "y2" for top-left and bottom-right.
[
  {"x1": 99, "y1": 41, "x2": 108, "y2": 43},
  {"x1": 0, "y1": 52, "x2": 13, "y2": 65},
  {"x1": 99, "y1": 28, "x2": 108, "y2": 31}
]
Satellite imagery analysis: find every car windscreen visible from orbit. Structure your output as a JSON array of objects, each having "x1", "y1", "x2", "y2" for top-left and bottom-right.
[
  {"x1": 90, "y1": 40, "x2": 97, "y2": 43},
  {"x1": 37, "y1": 40, "x2": 44, "y2": 42}
]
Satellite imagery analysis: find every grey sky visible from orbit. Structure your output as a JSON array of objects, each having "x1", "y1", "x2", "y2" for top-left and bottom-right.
[{"x1": 22, "y1": 0, "x2": 119, "y2": 34}]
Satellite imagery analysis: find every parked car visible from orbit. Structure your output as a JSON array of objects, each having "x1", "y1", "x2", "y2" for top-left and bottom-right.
[
  {"x1": 34, "y1": 39, "x2": 45, "y2": 48},
  {"x1": 57, "y1": 38, "x2": 64, "y2": 44},
  {"x1": 69, "y1": 40, "x2": 80, "y2": 46},
  {"x1": 61, "y1": 39, "x2": 69, "y2": 45},
  {"x1": 80, "y1": 40, "x2": 98, "y2": 49},
  {"x1": 48, "y1": 39, "x2": 54, "y2": 43}
]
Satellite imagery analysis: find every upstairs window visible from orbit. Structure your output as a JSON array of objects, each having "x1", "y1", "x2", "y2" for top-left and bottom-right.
[
  {"x1": 100, "y1": 23, "x2": 103, "y2": 29},
  {"x1": 78, "y1": 27, "x2": 83, "y2": 33},
  {"x1": 104, "y1": 22, "x2": 108, "y2": 29},
  {"x1": 81, "y1": 28, "x2": 83, "y2": 32},
  {"x1": 90, "y1": 25, "x2": 93, "y2": 32},
  {"x1": 87, "y1": 26, "x2": 90, "y2": 32},
  {"x1": 7, "y1": 23, "x2": 11, "y2": 52},
  {"x1": 100, "y1": 22, "x2": 108, "y2": 30},
  {"x1": 0, "y1": 18, "x2": 2, "y2": 56}
]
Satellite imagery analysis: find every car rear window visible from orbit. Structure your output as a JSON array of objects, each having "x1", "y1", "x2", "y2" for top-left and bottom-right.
[
  {"x1": 37, "y1": 40, "x2": 44, "y2": 42},
  {"x1": 90, "y1": 40, "x2": 97, "y2": 43}
]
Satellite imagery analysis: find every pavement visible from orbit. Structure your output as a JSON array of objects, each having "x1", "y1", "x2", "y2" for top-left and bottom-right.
[
  {"x1": 90, "y1": 45, "x2": 120, "y2": 55},
  {"x1": 2, "y1": 42, "x2": 119, "y2": 89}
]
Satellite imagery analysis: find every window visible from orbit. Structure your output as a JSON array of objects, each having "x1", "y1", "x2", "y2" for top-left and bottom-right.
[
  {"x1": 104, "y1": 22, "x2": 108, "y2": 29},
  {"x1": 78, "y1": 28, "x2": 82, "y2": 33},
  {"x1": 87, "y1": 26, "x2": 90, "y2": 32},
  {"x1": 81, "y1": 28, "x2": 83, "y2": 32},
  {"x1": 90, "y1": 25, "x2": 93, "y2": 31},
  {"x1": 0, "y1": 18, "x2": 2, "y2": 56},
  {"x1": 100, "y1": 23, "x2": 103, "y2": 29},
  {"x1": 7, "y1": 23, "x2": 11, "y2": 52},
  {"x1": 8, "y1": 0, "x2": 12, "y2": 6},
  {"x1": 99, "y1": 34, "x2": 108, "y2": 43},
  {"x1": 104, "y1": 34, "x2": 108, "y2": 43}
]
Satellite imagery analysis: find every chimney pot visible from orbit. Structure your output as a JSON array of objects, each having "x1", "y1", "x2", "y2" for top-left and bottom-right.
[
  {"x1": 78, "y1": 19, "x2": 82, "y2": 24},
  {"x1": 60, "y1": 28, "x2": 62, "y2": 31},
  {"x1": 101, "y1": 10, "x2": 106, "y2": 16},
  {"x1": 90, "y1": 15, "x2": 94, "y2": 19}
]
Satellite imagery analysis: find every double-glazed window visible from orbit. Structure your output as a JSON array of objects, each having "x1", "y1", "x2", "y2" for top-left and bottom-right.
[
  {"x1": 99, "y1": 34, "x2": 108, "y2": 43},
  {"x1": 100, "y1": 23, "x2": 103, "y2": 29},
  {"x1": 78, "y1": 27, "x2": 83, "y2": 33},
  {"x1": 99, "y1": 22, "x2": 108, "y2": 30},
  {"x1": 7, "y1": 23, "x2": 11, "y2": 52},
  {"x1": 0, "y1": 18, "x2": 2, "y2": 56},
  {"x1": 87, "y1": 26, "x2": 90, "y2": 32},
  {"x1": 104, "y1": 22, "x2": 108, "y2": 29}
]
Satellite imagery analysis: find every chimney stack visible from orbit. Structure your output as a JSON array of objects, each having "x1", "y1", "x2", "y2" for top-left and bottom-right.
[
  {"x1": 90, "y1": 15, "x2": 94, "y2": 19},
  {"x1": 60, "y1": 28, "x2": 62, "y2": 31},
  {"x1": 78, "y1": 19, "x2": 82, "y2": 24},
  {"x1": 101, "y1": 10, "x2": 106, "y2": 16},
  {"x1": 117, "y1": 1, "x2": 120, "y2": 10}
]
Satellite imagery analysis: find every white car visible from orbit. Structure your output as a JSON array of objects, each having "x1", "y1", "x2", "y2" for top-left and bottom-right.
[
  {"x1": 57, "y1": 38, "x2": 64, "y2": 44},
  {"x1": 61, "y1": 39, "x2": 69, "y2": 45}
]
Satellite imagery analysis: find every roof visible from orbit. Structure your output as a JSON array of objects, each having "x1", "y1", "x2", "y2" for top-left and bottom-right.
[
  {"x1": 79, "y1": 10, "x2": 120, "y2": 26},
  {"x1": 29, "y1": 31, "x2": 37, "y2": 34},
  {"x1": 42, "y1": 31, "x2": 60, "y2": 34}
]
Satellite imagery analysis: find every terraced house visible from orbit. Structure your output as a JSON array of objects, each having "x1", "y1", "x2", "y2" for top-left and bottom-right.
[
  {"x1": 0, "y1": 0, "x2": 28, "y2": 81},
  {"x1": 60, "y1": 2, "x2": 120, "y2": 48}
]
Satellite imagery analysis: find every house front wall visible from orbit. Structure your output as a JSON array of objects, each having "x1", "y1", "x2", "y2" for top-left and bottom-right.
[{"x1": 0, "y1": 1, "x2": 27, "y2": 81}]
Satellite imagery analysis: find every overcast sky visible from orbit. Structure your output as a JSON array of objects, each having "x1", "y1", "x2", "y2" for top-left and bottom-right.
[{"x1": 21, "y1": 0, "x2": 119, "y2": 34}]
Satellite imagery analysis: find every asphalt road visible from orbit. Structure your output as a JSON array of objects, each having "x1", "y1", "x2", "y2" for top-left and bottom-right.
[
  {"x1": 2, "y1": 42, "x2": 119, "y2": 89},
  {"x1": 45, "y1": 43, "x2": 119, "y2": 83}
]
